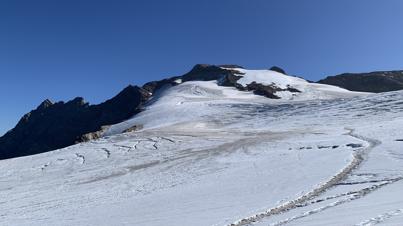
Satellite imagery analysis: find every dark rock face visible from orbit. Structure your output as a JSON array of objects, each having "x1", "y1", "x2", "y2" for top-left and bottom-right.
[
  {"x1": 246, "y1": 82, "x2": 281, "y2": 99},
  {"x1": 0, "y1": 85, "x2": 150, "y2": 160},
  {"x1": 270, "y1": 66, "x2": 287, "y2": 75},
  {"x1": 318, "y1": 71, "x2": 403, "y2": 93},
  {"x1": 142, "y1": 64, "x2": 242, "y2": 94},
  {"x1": 244, "y1": 82, "x2": 301, "y2": 99},
  {"x1": 143, "y1": 64, "x2": 246, "y2": 94},
  {"x1": 181, "y1": 64, "x2": 235, "y2": 82},
  {"x1": 217, "y1": 64, "x2": 244, "y2": 69},
  {"x1": 78, "y1": 126, "x2": 111, "y2": 143},
  {"x1": 219, "y1": 73, "x2": 244, "y2": 88},
  {"x1": 142, "y1": 77, "x2": 181, "y2": 94}
]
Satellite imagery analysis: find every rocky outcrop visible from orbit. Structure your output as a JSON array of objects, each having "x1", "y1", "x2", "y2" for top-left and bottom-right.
[
  {"x1": 245, "y1": 82, "x2": 281, "y2": 99},
  {"x1": 77, "y1": 125, "x2": 111, "y2": 143},
  {"x1": 122, "y1": 125, "x2": 143, "y2": 133},
  {"x1": 178, "y1": 64, "x2": 299, "y2": 99},
  {"x1": 318, "y1": 71, "x2": 403, "y2": 93},
  {"x1": 270, "y1": 66, "x2": 287, "y2": 75},
  {"x1": 142, "y1": 77, "x2": 181, "y2": 94},
  {"x1": 144, "y1": 64, "x2": 300, "y2": 100},
  {"x1": 244, "y1": 82, "x2": 301, "y2": 99},
  {"x1": 181, "y1": 64, "x2": 236, "y2": 82},
  {"x1": 0, "y1": 85, "x2": 150, "y2": 160},
  {"x1": 142, "y1": 64, "x2": 246, "y2": 94},
  {"x1": 217, "y1": 64, "x2": 244, "y2": 69},
  {"x1": 219, "y1": 72, "x2": 244, "y2": 88}
]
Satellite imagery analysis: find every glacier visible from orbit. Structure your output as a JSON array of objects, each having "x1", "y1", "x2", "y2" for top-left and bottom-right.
[{"x1": 1, "y1": 68, "x2": 403, "y2": 226}]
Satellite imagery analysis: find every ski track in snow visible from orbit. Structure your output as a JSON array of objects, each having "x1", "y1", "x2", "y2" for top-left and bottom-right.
[
  {"x1": 249, "y1": 126, "x2": 403, "y2": 225},
  {"x1": 267, "y1": 178, "x2": 403, "y2": 226},
  {"x1": 229, "y1": 128, "x2": 380, "y2": 226}
]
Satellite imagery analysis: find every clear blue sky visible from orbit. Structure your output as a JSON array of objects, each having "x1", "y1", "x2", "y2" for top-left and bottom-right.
[{"x1": 1, "y1": 0, "x2": 403, "y2": 135}]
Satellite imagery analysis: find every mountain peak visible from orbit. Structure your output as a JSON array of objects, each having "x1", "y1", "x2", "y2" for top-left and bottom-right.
[
  {"x1": 66, "y1": 97, "x2": 87, "y2": 106},
  {"x1": 189, "y1": 64, "x2": 215, "y2": 72},
  {"x1": 36, "y1": 99, "x2": 54, "y2": 110},
  {"x1": 120, "y1": 84, "x2": 141, "y2": 94},
  {"x1": 269, "y1": 66, "x2": 286, "y2": 75},
  {"x1": 218, "y1": 64, "x2": 244, "y2": 69}
]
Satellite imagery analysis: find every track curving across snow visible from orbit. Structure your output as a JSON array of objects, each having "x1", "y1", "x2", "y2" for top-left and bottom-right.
[{"x1": 228, "y1": 128, "x2": 380, "y2": 226}]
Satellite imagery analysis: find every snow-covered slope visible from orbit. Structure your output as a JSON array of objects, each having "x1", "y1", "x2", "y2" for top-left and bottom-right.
[
  {"x1": 106, "y1": 80, "x2": 267, "y2": 134},
  {"x1": 107, "y1": 72, "x2": 365, "y2": 135},
  {"x1": 2, "y1": 69, "x2": 403, "y2": 226},
  {"x1": 231, "y1": 68, "x2": 364, "y2": 100}
]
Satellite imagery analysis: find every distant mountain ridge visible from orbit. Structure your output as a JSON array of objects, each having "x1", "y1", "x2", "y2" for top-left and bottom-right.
[{"x1": 318, "y1": 70, "x2": 403, "y2": 93}]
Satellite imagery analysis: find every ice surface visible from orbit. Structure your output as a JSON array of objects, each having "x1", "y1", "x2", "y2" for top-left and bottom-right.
[{"x1": 1, "y1": 71, "x2": 403, "y2": 226}]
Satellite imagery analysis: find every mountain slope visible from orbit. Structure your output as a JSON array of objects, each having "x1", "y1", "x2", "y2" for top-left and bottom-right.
[
  {"x1": 0, "y1": 78, "x2": 402, "y2": 225},
  {"x1": 106, "y1": 67, "x2": 365, "y2": 135},
  {"x1": 0, "y1": 64, "x2": 362, "y2": 160},
  {"x1": 318, "y1": 70, "x2": 403, "y2": 93}
]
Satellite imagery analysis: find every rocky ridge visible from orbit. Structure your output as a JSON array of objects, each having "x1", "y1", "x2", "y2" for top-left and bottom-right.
[{"x1": 318, "y1": 70, "x2": 403, "y2": 93}]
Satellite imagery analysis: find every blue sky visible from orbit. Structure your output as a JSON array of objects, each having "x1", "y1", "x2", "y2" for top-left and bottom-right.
[{"x1": 1, "y1": 0, "x2": 403, "y2": 135}]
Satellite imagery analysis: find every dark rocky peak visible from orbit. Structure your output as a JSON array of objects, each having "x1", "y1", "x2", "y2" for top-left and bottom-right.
[
  {"x1": 142, "y1": 76, "x2": 181, "y2": 94},
  {"x1": 17, "y1": 99, "x2": 57, "y2": 127},
  {"x1": 270, "y1": 66, "x2": 287, "y2": 75},
  {"x1": 94, "y1": 85, "x2": 148, "y2": 109},
  {"x1": 36, "y1": 99, "x2": 54, "y2": 110},
  {"x1": 142, "y1": 64, "x2": 244, "y2": 94},
  {"x1": 183, "y1": 64, "x2": 223, "y2": 80},
  {"x1": 217, "y1": 64, "x2": 244, "y2": 69},
  {"x1": 124, "y1": 85, "x2": 151, "y2": 98},
  {"x1": 0, "y1": 85, "x2": 151, "y2": 160},
  {"x1": 191, "y1": 64, "x2": 211, "y2": 70},
  {"x1": 118, "y1": 85, "x2": 143, "y2": 96},
  {"x1": 95, "y1": 85, "x2": 151, "y2": 124},
  {"x1": 182, "y1": 64, "x2": 242, "y2": 82},
  {"x1": 66, "y1": 97, "x2": 87, "y2": 107}
]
